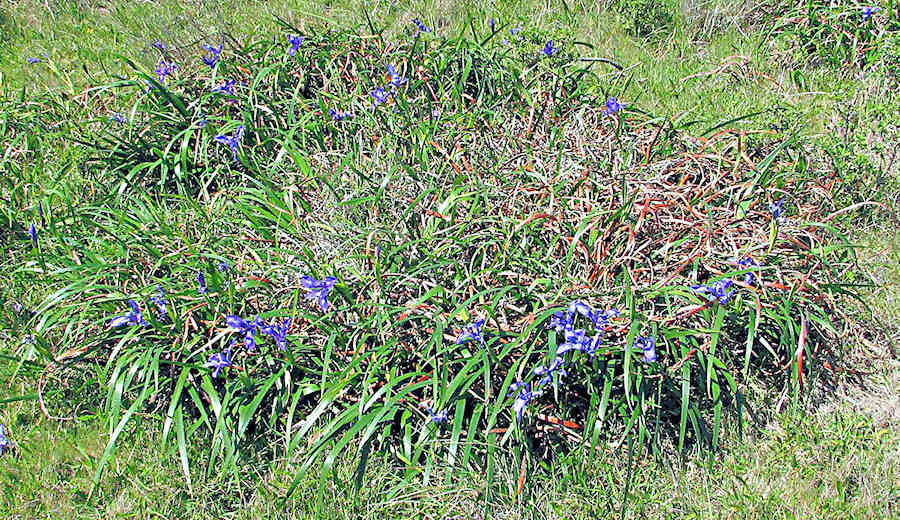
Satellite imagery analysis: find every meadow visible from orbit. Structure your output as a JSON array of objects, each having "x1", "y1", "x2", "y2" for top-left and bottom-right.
[{"x1": 1, "y1": 0, "x2": 898, "y2": 518}]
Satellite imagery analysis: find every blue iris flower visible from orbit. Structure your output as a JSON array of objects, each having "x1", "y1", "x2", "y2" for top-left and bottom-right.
[
  {"x1": 510, "y1": 26, "x2": 522, "y2": 36},
  {"x1": 555, "y1": 327, "x2": 588, "y2": 356},
  {"x1": 510, "y1": 382, "x2": 543, "y2": 422},
  {"x1": 154, "y1": 59, "x2": 177, "y2": 83},
  {"x1": 533, "y1": 356, "x2": 567, "y2": 387},
  {"x1": 737, "y1": 257, "x2": 760, "y2": 285},
  {"x1": 197, "y1": 272, "x2": 207, "y2": 294},
  {"x1": 261, "y1": 318, "x2": 291, "y2": 351},
  {"x1": 288, "y1": 35, "x2": 304, "y2": 56},
  {"x1": 420, "y1": 403, "x2": 448, "y2": 424},
  {"x1": 301, "y1": 275, "x2": 338, "y2": 312},
  {"x1": 214, "y1": 124, "x2": 245, "y2": 161},
  {"x1": 370, "y1": 86, "x2": 390, "y2": 106},
  {"x1": 226, "y1": 314, "x2": 263, "y2": 350},
  {"x1": 152, "y1": 39, "x2": 166, "y2": 51},
  {"x1": 328, "y1": 108, "x2": 353, "y2": 121},
  {"x1": 862, "y1": 6, "x2": 881, "y2": 20},
  {"x1": 412, "y1": 18, "x2": 431, "y2": 34},
  {"x1": 0, "y1": 424, "x2": 13, "y2": 455},
  {"x1": 635, "y1": 336, "x2": 657, "y2": 363},
  {"x1": 204, "y1": 345, "x2": 232, "y2": 378},
  {"x1": 387, "y1": 64, "x2": 407, "y2": 88},
  {"x1": 109, "y1": 300, "x2": 149, "y2": 328},
  {"x1": 109, "y1": 113, "x2": 127, "y2": 124},
  {"x1": 27, "y1": 57, "x2": 41, "y2": 64},
  {"x1": 211, "y1": 79, "x2": 235, "y2": 96},
  {"x1": 489, "y1": 18, "x2": 495, "y2": 31},
  {"x1": 216, "y1": 260, "x2": 230, "y2": 272},
  {"x1": 456, "y1": 318, "x2": 485, "y2": 346},
  {"x1": 149, "y1": 285, "x2": 167, "y2": 317},
  {"x1": 543, "y1": 40, "x2": 558, "y2": 57},
  {"x1": 202, "y1": 43, "x2": 223, "y2": 68},
  {"x1": 691, "y1": 279, "x2": 736, "y2": 304},
  {"x1": 28, "y1": 223, "x2": 37, "y2": 248},
  {"x1": 769, "y1": 197, "x2": 786, "y2": 224},
  {"x1": 602, "y1": 97, "x2": 626, "y2": 116}
]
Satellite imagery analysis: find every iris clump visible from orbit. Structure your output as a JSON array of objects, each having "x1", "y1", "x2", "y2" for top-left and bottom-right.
[
  {"x1": 691, "y1": 279, "x2": 736, "y2": 304},
  {"x1": 288, "y1": 35, "x2": 304, "y2": 56},
  {"x1": 204, "y1": 346, "x2": 232, "y2": 378},
  {"x1": 202, "y1": 43, "x2": 223, "y2": 68},
  {"x1": 109, "y1": 300, "x2": 149, "y2": 328},
  {"x1": 301, "y1": 276, "x2": 338, "y2": 312},
  {"x1": 456, "y1": 318, "x2": 486, "y2": 346},
  {"x1": 214, "y1": 124, "x2": 245, "y2": 161}
]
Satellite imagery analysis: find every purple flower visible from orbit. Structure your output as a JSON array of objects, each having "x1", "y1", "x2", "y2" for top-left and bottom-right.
[
  {"x1": 204, "y1": 346, "x2": 232, "y2": 378},
  {"x1": 149, "y1": 285, "x2": 167, "y2": 317},
  {"x1": 154, "y1": 59, "x2": 177, "y2": 83},
  {"x1": 198, "y1": 117, "x2": 208, "y2": 128},
  {"x1": 202, "y1": 43, "x2": 223, "y2": 68},
  {"x1": 691, "y1": 279, "x2": 736, "y2": 304},
  {"x1": 27, "y1": 57, "x2": 41, "y2": 64},
  {"x1": 370, "y1": 86, "x2": 390, "y2": 106},
  {"x1": 456, "y1": 318, "x2": 485, "y2": 346},
  {"x1": 211, "y1": 79, "x2": 235, "y2": 96},
  {"x1": 489, "y1": 18, "x2": 495, "y2": 31},
  {"x1": 387, "y1": 64, "x2": 407, "y2": 88},
  {"x1": 301, "y1": 275, "x2": 338, "y2": 312},
  {"x1": 420, "y1": 403, "x2": 448, "y2": 424},
  {"x1": 261, "y1": 318, "x2": 291, "y2": 351},
  {"x1": 109, "y1": 113, "x2": 126, "y2": 124},
  {"x1": 510, "y1": 26, "x2": 522, "y2": 36},
  {"x1": 0, "y1": 424, "x2": 13, "y2": 455},
  {"x1": 555, "y1": 327, "x2": 588, "y2": 356},
  {"x1": 28, "y1": 222, "x2": 37, "y2": 248},
  {"x1": 226, "y1": 314, "x2": 262, "y2": 350},
  {"x1": 197, "y1": 272, "x2": 207, "y2": 294},
  {"x1": 548, "y1": 310, "x2": 569, "y2": 331},
  {"x1": 412, "y1": 18, "x2": 431, "y2": 34},
  {"x1": 602, "y1": 97, "x2": 626, "y2": 116},
  {"x1": 328, "y1": 108, "x2": 353, "y2": 121},
  {"x1": 862, "y1": 6, "x2": 881, "y2": 20},
  {"x1": 288, "y1": 35, "x2": 304, "y2": 56},
  {"x1": 634, "y1": 336, "x2": 657, "y2": 363},
  {"x1": 510, "y1": 382, "x2": 543, "y2": 422},
  {"x1": 214, "y1": 124, "x2": 245, "y2": 161},
  {"x1": 769, "y1": 196, "x2": 785, "y2": 224},
  {"x1": 216, "y1": 260, "x2": 229, "y2": 272},
  {"x1": 542, "y1": 40, "x2": 558, "y2": 57},
  {"x1": 737, "y1": 257, "x2": 759, "y2": 285},
  {"x1": 109, "y1": 300, "x2": 149, "y2": 328},
  {"x1": 533, "y1": 356, "x2": 567, "y2": 387},
  {"x1": 152, "y1": 39, "x2": 166, "y2": 51}
]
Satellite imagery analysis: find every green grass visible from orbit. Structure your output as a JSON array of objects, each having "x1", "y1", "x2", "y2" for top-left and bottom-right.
[{"x1": 2, "y1": 0, "x2": 899, "y2": 517}]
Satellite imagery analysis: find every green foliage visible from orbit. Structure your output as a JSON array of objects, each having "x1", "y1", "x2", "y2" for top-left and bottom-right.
[{"x1": 615, "y1": 0, "x2": 676, "y2": 37}]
